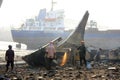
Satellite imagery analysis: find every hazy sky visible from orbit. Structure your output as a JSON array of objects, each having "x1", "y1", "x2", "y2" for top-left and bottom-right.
[{"x1": 0, "y1": 0, "x2": 120, "y2": 30}]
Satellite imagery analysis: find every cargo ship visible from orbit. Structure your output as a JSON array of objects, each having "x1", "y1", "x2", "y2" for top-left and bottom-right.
[
  {"x1": 11, "y1": 1, "x2": 120, "y2": 50},
  {"x1": 11, "y1": 5, "x2": 71, "y2": 49},
  {"x1": 11, "y1": 17, "x2": 120, "y2": 50}
]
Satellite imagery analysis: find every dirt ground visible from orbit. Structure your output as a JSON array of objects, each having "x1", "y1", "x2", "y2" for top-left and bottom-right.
[{"x1": 0, "y1": 61, "x2": 119, "y2": 80}]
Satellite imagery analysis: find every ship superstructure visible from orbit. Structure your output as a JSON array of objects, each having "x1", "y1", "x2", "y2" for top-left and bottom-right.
[
  {"x1": 18, "y1": 9, "x2": 65, "y2": 32},
  {"x1": 11, "y1": 7, "x2": 69, "y2": 49}
]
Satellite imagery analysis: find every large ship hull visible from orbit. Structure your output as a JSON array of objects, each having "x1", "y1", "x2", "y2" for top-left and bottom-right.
[
  {"x1": 11, "y1": 29, "x2": 120, "y2": 50},
  {"x1": 84, "y1": 29, "x2": 120, "y2": 49},
  {"x1": 11, "y1": 30, "x2": 70, "y2": 49}
]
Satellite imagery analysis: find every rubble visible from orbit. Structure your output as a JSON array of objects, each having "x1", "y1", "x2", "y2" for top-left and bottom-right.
[{"x1": 0, "y1": 61, "x2": 119, "y2": 80}]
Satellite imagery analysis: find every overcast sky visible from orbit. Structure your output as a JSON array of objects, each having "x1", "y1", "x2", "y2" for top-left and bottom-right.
[{"x1": 0, "y1": 0, "x2": 120, "y2": 30}]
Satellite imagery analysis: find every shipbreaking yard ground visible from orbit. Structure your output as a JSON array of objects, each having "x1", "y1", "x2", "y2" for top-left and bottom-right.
[
  {"x1": 0, "y1": 50, "x2": 120, "y2": 80},
  {"x1": 0, "y1": 60, "x2": 119, "y2": 80}
]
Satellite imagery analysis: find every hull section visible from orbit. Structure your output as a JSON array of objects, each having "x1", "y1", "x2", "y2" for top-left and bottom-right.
[
  {"x1": 84, "y1": 30, "x2": 120, "y2": 49},
  {"x1": 11, "y1": 30, "x2": 70, "y2": 49}
]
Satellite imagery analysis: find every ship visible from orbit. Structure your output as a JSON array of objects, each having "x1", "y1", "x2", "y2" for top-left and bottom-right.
[
  {"x1": 11, "y1": 6, "x2": 71, "y2": 49},
  {"x1": 85, "y1": 20, "x2": 120, "y2": 49},
  {"x1": 11, "y1": 1, "x2": 120, "y2": 50},
  {"x1": 11, "y1": 16, "x2": 120, "y2": 50}
]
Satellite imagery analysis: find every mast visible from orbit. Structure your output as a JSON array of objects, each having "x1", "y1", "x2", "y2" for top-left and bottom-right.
[
  {"x1": 0, "y1": 0, "x2": 3, "y2": 7},
  {"x1": 51, "y1": 0, "x2": 56, "y2": 11}
]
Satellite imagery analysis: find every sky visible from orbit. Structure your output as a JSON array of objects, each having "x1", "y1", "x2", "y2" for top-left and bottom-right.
[{"x1": 0, "y1": 0, "x2": 120, "y2": 30}]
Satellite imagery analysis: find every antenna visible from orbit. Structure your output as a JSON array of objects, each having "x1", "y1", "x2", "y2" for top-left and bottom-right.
[{"x1": 51, "y1": 0, "x2": 57, "y2": 11}]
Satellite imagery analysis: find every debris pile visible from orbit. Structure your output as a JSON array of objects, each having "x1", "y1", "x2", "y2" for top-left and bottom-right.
[{"x1": 0, "y1": 61, "x2": 119, "y2": 80}]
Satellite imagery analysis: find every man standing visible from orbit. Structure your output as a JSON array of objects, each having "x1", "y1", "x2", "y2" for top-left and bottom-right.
[
  {"x1": 77, "y1": 41, "x2": 86, "y2": 67},
  {"x1": 46, "y1": 42, "x2": 56, "y2": 70},
  {"x1": 5, "y1": 45, "x2": 15, "y2": 72}
]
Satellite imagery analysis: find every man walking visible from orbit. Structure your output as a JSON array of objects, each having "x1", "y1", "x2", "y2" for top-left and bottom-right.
[
  {"x1": 5, "y1": 45, "x2": 15, "y2": 72},
  {"x1": 77, "y1": 41, "x2": 86, "y2": 67}
]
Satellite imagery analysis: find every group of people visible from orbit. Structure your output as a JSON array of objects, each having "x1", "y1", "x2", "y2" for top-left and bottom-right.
[
  {"x1": 4, "y1": 42, "x2": 56, "y2": 72},
  {"x1": 4, "y1": 40, "x2": 87, "y2": 72},
  {"x1": 45, "y1": 40, "x2": 87, "y2": 70}
]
